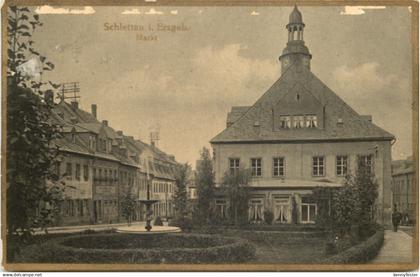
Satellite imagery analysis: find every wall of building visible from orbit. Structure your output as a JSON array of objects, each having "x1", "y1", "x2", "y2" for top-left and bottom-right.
[
  {"x1": 212, "y1": 139, "x2": 393, "y2": 225},
  {"x1": 152, "y1": 179, "x2": 175, "y2": 219},
  {"x1": 392, "y1": 172, "x2": 415, "y2": 223},
  {"x1": 58, "y1": 154, "x2": 94, "y2": 225}
]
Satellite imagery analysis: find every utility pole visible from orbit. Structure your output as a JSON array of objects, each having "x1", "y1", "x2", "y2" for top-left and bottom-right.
[{"x1": 58, "y1": 82, "x2": 80, "y2": 103}]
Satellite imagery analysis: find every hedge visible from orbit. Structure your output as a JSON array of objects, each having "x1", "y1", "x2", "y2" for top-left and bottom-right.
[
  {"x1": 195, "y1": 226, "x2": 327, "y2": 244},
  {"x1": 6, "y1": 228, "x2": 115, "y2": 263},
  {"x1": 323, "y1": 228, "x2": 384, "y2": 264},
  {"x1": 16, "y1": 233, "x2": 256, "y2": 264}
]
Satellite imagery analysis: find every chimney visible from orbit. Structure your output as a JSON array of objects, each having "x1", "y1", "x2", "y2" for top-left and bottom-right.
[
  {"x1": 128, "y1": 136, "x2": 134, "y2": 140},
  {"x1": 44, "y1": 90, "x2": 54, "y2": 105},
  {"x1": 151, "y1": 141, "x2": 155, "y2": 147},
  {"x1": 102, "y1": 120, "x2": 108, "y2": 127},
  {"x1": 71, "y1": 101, "x2": 79, "y2": 110},
  {"x1": 91, "y1": 104, "x2": 97, "y2": 119},
  {"x1": 117, "y1": 130, "x2": 123, "y2": 136}
]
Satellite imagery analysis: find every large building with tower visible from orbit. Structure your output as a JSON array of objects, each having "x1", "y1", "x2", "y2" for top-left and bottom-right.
[
  {"x1": 46, "y1": 87, "x2": 178, "y2": 226},
  {"x1": 210, "y1": 6, "x2": 394, "y2": 225}
]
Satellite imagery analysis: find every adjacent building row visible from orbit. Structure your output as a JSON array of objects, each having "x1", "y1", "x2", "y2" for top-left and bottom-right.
[{"x1": 47, "y1": 92, "x2": 178, "y2": 226}]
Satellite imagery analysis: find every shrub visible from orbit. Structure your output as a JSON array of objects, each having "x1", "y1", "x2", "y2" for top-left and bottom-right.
[
  {"x1": 263, "y1": 211, "x2": 274, "y2": 225},
  {"x1": 169, "y1": 216, "x2": 193, "y2": 232},
  {"x1": 323, "y1": 228, "x2": 384, "y2": 264},
  {"x1": 16, "y1": 233, "x2": 255, "y2": 264},
  {"x1": 154, "y1": 216, "x2": 163, "y2": 226}
]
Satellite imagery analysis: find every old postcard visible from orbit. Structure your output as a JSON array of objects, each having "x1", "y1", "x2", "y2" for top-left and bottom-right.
[{"x1": 1, "y1": 0, "x2": 418, "y2": 272}]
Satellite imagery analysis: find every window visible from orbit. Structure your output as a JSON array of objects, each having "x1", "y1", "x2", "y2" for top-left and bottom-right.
[
  {"x1": 279, "y1": 116, "x2": 291, "y2": 129},
  {"x1": 79, "y1": 200, "x2": 84, "y2": 216},
  {"x1": 306, "y1": 115, "x2": 318, "y2": 128},
  {"x1": 215, "y1": 200, "x2": 227, "y2": 220},
  {"x1": 301, "y1": 203, "x2": 317, "y2": 223},
  {"x1": 98, "y1": 169, "x2": 103, "y2": 183},
  {"x1": 251, "y1": 158, "x2": 262, "y2": 177},
  {"x1": 83, "y1": 165, "x2": 89, "y2": 181},
  {"x1": 336, "y1": 156, "x2": 347, "y2": 176},
  {"x1": 358, "y1": 155, "x2": 373, "y2": 174},
  {"x1": 312, "y1": 156, "x2": 325, "y2": 176},
  {"x1": 75, "y1": 164, "x2": 81, "y2": 180},
  {"x1": 93, "y1": 168, "x2": 97, "y2": 183},
  {"x1": 66, "y1": 162, "x2": 73, "y2": 179},
  {"x1": 292, "y1": 115, "x2": 305, "y2": 128},
  {"x1": 273, "y1": 157, "x2": 285, "y2": 177},
  {"x1": 89, "y1": 136, "x2": 95, "y2": 150},
  {"x1": 301, "y1": 197, "x2": 317, "y2": 223},
  {"x1": 54, "y1": 161, "x2": 61, "y2": 179},
  {"x1": 229, "y1": 158, "x2": 240, "y2": 174},
  {"x1": 274, "y1": 197, "x2": 290, "y2": 223},
  {"x1": 249, "y1": 199, "x2": 264, "y2": 223}
]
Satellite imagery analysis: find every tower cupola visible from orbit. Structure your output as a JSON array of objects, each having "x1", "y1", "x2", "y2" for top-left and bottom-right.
[
  {"x1": 287, "y1": 5, "x2": 304, "y2": 41},
  {"x1": 279, "y1": 5, "x2": 312, "y2": 74}
]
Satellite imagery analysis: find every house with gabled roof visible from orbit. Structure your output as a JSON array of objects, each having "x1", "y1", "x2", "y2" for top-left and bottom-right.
[
  {"x1": 46, "y1": 93, "x2": 178, "y2": 225},
  {"x1": 210, "y1": 6, "x2": 394, "y2": 225}
]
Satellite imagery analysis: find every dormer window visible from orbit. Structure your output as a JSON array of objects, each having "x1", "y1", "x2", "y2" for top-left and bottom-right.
[
  {"x1": 306, "y1": 115, "x2": 317, "y2": 128},
  {"x1": 292, "y1": 115, "x2": 305, "y2": 128},
  {"x1": 279, "y1": 116, "x2": 291, "y2": 129}
]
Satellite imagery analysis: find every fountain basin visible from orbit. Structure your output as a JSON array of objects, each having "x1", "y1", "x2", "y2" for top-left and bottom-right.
[{"x1": 116, "y1": 225, "x2": 181, "y2": 234}]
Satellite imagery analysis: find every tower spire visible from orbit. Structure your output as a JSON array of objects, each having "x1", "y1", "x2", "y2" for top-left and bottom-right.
[
  {"x1": 279, "y1": 5, "x2": 312, "y2": 74},
  {"x1": 287, "y1": 5, "x2": 305, "y2": 41}
]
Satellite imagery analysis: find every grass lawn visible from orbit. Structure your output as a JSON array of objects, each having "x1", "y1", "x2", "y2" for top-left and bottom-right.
[
  {"x1": 252, "y1": 238, "x2": 328, "y2": 264},
  {"x1": 11, "y1": 228, "x2": 329, "y2": 264}
]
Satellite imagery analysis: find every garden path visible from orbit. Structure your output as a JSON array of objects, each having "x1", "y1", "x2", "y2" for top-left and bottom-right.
[{"x1": 371, "y1": 230, "x2": 414, "y2": 264}]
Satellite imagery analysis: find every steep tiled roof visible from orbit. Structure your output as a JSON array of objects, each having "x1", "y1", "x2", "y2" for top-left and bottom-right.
[
  {"x1": 51, "y1": 99, "x2": 178, "y2": 176},
  {"x1": 53, "y1": 137, "x2": 92, "y2": 156},
  {"x1": 211, "y1": 63, "x2": 395, "y2": 143},
  {"x1": 227, "y1": 106, "x2": 250, "y2": 126}
]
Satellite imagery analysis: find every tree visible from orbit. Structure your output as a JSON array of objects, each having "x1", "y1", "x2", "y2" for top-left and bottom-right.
[
  {"x1": 8, "y1": 6, "x2": 55, "y2": 88},
  {"x1": 221, "y1": 167, "x2": 251, "y2": 226},
  {"x1": 7, "y1": 6, "x2": 62, "y2": 243},
  {"x1": 195, "y1": 147, "x2": 215, "y2": 225},
  {"x1": 173, "y1": 163, "x2": 191, "y2": 218},
  {"x1": 120, "y1": 185, "x2": 136, "y2": 226},
  {"x1": 6, "y1": 85, "x2": 63, "y2": 246},
  {"x1": 329, "y1": 166, "x2": 378, "y2": 236}
]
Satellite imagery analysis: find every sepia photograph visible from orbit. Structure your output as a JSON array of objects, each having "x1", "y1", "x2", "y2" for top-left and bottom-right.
[{"x1": 1, "y1": 0, "x2": 418, "y2": 272}]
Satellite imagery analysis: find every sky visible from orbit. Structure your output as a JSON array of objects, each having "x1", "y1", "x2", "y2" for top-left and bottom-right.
[{"x1": 29, "y1": 5, "x2": 413, "y2": 166}]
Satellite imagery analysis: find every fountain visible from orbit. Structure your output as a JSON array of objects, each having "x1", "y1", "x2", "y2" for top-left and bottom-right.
[{"x1": 117, "y1": 157, "x2": 180, "y2": 235}]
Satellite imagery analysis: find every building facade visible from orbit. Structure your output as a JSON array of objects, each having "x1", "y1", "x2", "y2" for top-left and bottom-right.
[
  {"x1": 48, "y1": 95, "x2": 178, "y2": 226},
  {"x1": 210, "y1": 6, "x2": 394, "y2": 225},
  {"x1": 392, "y1": 157, "x2": 415, "y2": 224}
]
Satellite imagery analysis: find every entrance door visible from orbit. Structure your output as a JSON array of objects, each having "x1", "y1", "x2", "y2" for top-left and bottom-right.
[
  {"x1": 274, "y1": 198, "x2": 290, "y2": 223},
  {"x1": 249, "y1": 199, "x2": 263, "y2": 223}
]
